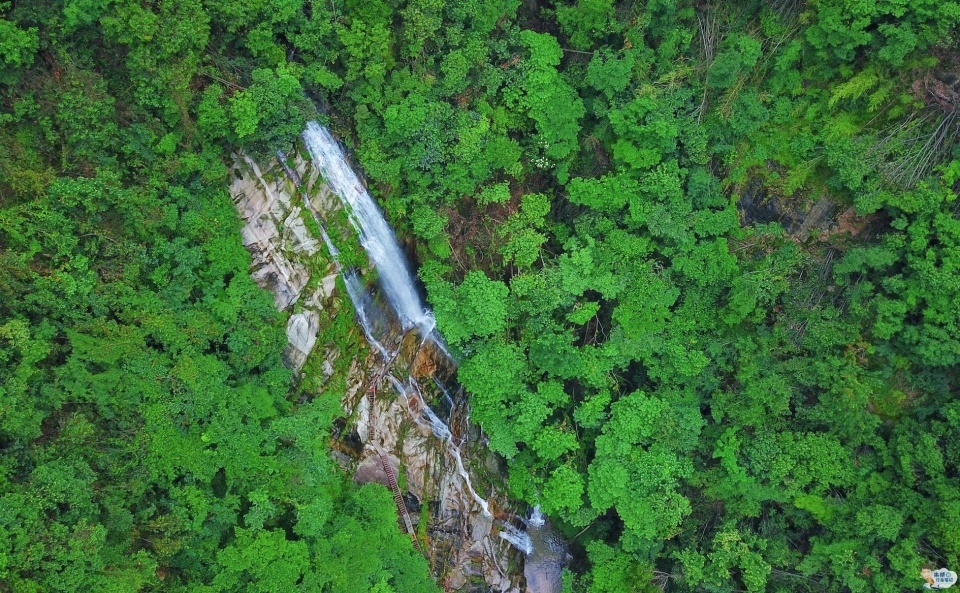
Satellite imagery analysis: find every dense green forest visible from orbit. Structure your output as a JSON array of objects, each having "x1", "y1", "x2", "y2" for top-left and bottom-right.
[{"x1": 2, "y1": 0, "x2": 960, "y2": 591}]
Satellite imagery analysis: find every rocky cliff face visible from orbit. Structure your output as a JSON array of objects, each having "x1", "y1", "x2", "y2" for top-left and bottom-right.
[
  {"x1": 229, "y1": 145, "x2": 525, "y2": 592},
  {"x1": 230, "y1": 153, "x2": 337, "y2": 372}
]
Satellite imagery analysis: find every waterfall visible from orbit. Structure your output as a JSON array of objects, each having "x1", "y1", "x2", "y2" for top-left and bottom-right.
[
  {"x1": 525, "y1": 505, "x2": 546, "y2": 529},
  {"x1": 250, "y1": 136, "x2": 530, "y2": 588},
  {"x1": 298, "y1": 121, "x2": 491, "y2": 518},
  {"x1": 499, "y1": 524, "x2": 533, "y2": 556},
  {"x1": 302, "y1": 122, "x2": 434, "y2": 334},
  {"x1": 434, "y1": 378, "x2": 458, "y2": 425},
  {"x1": 275, "y1": 148, "x2": 385, "y2": 358},
  {"x1": 388, "y1": 376, "x2": 492, "y2": 517},
  {"x1": 501, "y1": 506, "x2": 549, "y2": 556},
  {"x1": 503, "y1": 509, "x2": 576, "y2": 593},
  {"x1": 343, "y1": 270, "x2": 390, "y2": 358}
]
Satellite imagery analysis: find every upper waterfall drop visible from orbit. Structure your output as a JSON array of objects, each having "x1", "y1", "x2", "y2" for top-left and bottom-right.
[{"x1": 302, "y1": 121, "x2": 435, "y2": 333}]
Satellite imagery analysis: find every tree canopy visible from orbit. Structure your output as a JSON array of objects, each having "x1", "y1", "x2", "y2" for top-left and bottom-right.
[{"x1": 3, "y1": 0, "x2": 960, "y2": 591}]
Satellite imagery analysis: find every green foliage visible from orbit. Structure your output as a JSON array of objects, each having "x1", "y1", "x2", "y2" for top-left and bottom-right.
[
  {"x1": 497, "y1": 193, "x2": 550, "y2": 268},
  {"x1": 607, "y1": 95, "x2": 681, "y2": 172},
  {"x1": 0, "y1": 7, "x2": 37, "y2": 84},
  {"x1": 5, "y1": 0, "x2": 960, "y2": 591},
  {"x1": 0, "y1": 3, "x2": 436, "y2": 590},
  {"x1": 435, "y1": 270, "x2": 510, "y2": 345},
  {"x1": 478, "y1": 182, "x2": 511, "y2": 206},
  {"x1": 556, "y1": 0, "x2": 618, "y2": 51},
  {"x1": 707, "y1": 34, "x2": 761, "y2": 90},
  {"x1": 510, "y1": 30, "x2": 587, "y2": 181},
  {"x1": 835, "y1": 183, "x2": 960, "y2": 365},
  {"x1": 401, "y1": 1, "x2": 960, "y2": 589},
  {"x1": 230, "y1": 65, "x2": 315, "y2": 154},
  {"x1": 583, "y1": 541, "x2": 658, "y2": 593},
  {"x1": 805, "y1": 0, "x2": 960, "y2": 67}
]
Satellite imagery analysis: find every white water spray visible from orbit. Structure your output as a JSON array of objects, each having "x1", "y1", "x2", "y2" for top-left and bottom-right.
[
  {"x1": 525, "y1": 506, "x2": 546, "y2": 529},
  {"x1": 434, "y1": 378, "x2": 457, "y2": 424},
  {"x1": 343, "y1": 270, "x2": 390, "y2": 358},
  {"x1": 499, "y1": 524, "x2": 533, "y2": 555},
  {"x1": 302, "y1": 122, "x2": 435, "y2": 333},
  {"x1": 298, "y1": 121, "x2": 491, "y2": 518},
  {"x1": 499, "y1": 506, "x2": 546, "y2": 555},
  {"x1": 389, "y1": 376, "x2": 492, "y2": 517}
]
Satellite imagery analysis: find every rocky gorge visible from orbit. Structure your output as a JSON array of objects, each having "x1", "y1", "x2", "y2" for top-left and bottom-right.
[{"x1": 228, "y1": 127, "x2": 549, "y2": 592}]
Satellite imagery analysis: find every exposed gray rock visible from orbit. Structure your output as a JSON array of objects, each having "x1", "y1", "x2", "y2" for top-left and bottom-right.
[
  {"x1": 281, "y1": 206, "x2": 319, "y2": 256},
  {"x1": 230, "y1": 151, "x2": 341, "y2": 374},
  {"x1": 353, "y1": 452, "x2": 400, "y2": 488},
  {"x1": 284, "y1": 310, "x2": 319, "y2": 370},
  {"x1": 232, "y1": 144, "x2": 524, "y2": 593},
  {"x1": 231, "y1": 156, "x2": 310, "y2": 310},
  {"x1": 738, "y1": 179, "x2": 840, "y2": 241}
]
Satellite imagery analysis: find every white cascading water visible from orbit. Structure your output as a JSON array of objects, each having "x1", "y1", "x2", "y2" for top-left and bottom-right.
[
  {"x1": 389, "y1": 376, "x2": 492, "y2": 517},
  {"x1": 298, "y1": 124, "x2": 553, "y2": 560},
  {"x1": 343, "y1": 270, "x2": 390, "y2": 358},
  {"x1": 281, "y1": 162, "x2": 387, "y2": 358},
  {"x1": 434, "y1": 378, "x2": 457, "y2": 425},
  {"x1": 499, "y1": 524, "x2": 533, "y2": 556},
  {"x1": 500, "y1": 506, "x2": 546, "y2": 555},
  {"x1": 296, "y1": 122, "x2": 491, "y2": 519},
  {"x1": 302, "y1": 121, "x2": 434, "y2": 333},
  {"x1": 525, "y1": 505, "x2": 546, "y2": 529}
]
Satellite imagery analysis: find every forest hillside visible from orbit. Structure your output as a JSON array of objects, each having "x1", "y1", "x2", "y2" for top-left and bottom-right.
[{"x1": 2, "y1": 0, "x2": 960, "y2": 591}]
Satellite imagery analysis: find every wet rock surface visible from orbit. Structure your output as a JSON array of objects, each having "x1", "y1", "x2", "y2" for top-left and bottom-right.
[
  {"x1": 524, "y1": 519, "x2": 569, "y2": 593},
  {"x1": 737, "y1": 176, "x2": 882, "y2": 247},
  {"x1": 737, "y1": 178, "x2": 839, "y2": 241}
]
